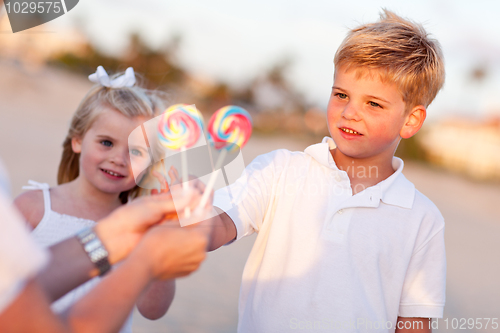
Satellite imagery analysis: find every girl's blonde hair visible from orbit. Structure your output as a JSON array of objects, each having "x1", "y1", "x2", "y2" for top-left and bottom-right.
[
  {"x1": 57, "y1": 71, "x2": 166, "y2": 203},
  {"x1": 334, "y1": 9, "x2": 445, "y2": 111}
]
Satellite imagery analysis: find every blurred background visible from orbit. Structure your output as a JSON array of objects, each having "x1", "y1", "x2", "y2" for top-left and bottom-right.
[{"x1": 0, "y1": 0, "x2": 499, "y2": 332}]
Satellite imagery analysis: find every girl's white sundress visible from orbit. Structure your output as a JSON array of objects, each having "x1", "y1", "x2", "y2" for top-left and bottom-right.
[{"x1": 24, "y1": 180, "x2": 133, "y2": 333}]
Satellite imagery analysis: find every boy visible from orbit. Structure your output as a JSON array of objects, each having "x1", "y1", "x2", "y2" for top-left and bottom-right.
[{"x1": 206, "y1": 10, "x2": 446, "y2": 333}]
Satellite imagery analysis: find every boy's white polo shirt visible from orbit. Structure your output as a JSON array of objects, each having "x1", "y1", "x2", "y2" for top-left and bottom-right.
[{"x1": 214, "y1": 137, "x2": 446, "y2": 333}]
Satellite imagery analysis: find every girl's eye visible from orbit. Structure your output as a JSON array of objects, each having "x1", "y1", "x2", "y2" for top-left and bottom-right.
[
  {"x1": 336, "y1": 93, "x2": 347, "y2": 99},
  {"x1": 130, "y1": 149, "x2": 142, "y2": 157},
  {"x1": 369, "y1": 101, "x2": 381, "y2": 108},
  {"x1": 101, "y1": 140, "x2": 113, "y2": 147}
]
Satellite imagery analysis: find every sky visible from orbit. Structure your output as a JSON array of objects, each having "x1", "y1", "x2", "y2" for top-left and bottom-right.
[{"x1": 47, "y1": 0, "x2": 500, "y2": 119}]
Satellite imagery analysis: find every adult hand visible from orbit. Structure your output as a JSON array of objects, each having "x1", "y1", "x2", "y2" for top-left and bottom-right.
[
  {"x1": 94, "y1": 188, "x2": 202, "y2": 265},
  {"x1": 135, "y1": 223, "x2": 208, "y2": 280}
]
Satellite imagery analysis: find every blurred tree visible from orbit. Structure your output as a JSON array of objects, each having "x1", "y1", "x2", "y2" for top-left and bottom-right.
[
  {"x1": 469, "y1": 63, "x2": 488, "y2": 83},
  {"x1": 48, "y1": 31, "x2": 325, "y2": 137},
  {"x1": 50, "y1": 32, "x2": 186, "y2": 89}
]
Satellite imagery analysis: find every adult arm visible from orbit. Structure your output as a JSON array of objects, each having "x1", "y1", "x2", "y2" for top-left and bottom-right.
[
  {"x1": 37, "y1": 190, "x2": 201, "y2": 302},
  {"x1": 65, "y1": 223, "x2": 208, "y2": 333},
  {"x1": 0, "y1": 279, "x2": 68, "y2": 333},
  {"x1": 136, "y1": 280, "x2": 175, "y2": 320},
  {"x1": 0, "y1": 223, "x2": 208, "y2": 333}
]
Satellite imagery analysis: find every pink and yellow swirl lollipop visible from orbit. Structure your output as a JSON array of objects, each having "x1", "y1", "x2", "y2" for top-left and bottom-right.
[
  {"x1": 158, "y1": 104, "x2": 201, "y2": 150},
  {"x1": 208, "y1": 105, "x2": 252, "y2": 151},
  {"x1": 157, "y1": 105, "x2": 203, "y2": 215}
]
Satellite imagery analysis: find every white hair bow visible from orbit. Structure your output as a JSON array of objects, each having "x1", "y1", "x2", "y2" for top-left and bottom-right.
[{"x1": 88, "y1": 66, "x2": 136, "y2": 88}]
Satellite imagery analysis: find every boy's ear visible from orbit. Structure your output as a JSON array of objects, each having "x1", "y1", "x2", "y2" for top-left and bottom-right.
[
  {"x1": 400, "y1": 105, "x2": 426, "y2": 139},
  {"x1": 71, "y1": 137, "x2": 82, "y2": 154}
]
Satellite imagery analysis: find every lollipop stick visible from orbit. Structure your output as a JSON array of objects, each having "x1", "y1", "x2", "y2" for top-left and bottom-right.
[
  {"x1": 181, "y1": 146, "x2": 188, "y2": 190},
  {"x1": 181, "y1": 146, "x2": 191, "y2": 217},
  {"x1": 220, "y1": 165, "x2": 234, "y2": 202},
  {"x1": 198, "y1": 149, "x2": 227, "y2": 210},
  {"x1": 160, "y1": 160, "x2": 168, "y2": 191},
  {"x1": 204, "y1": 128, "x2": 215, "y2": 172}
]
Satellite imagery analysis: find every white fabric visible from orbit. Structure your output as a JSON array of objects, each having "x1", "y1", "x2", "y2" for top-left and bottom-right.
[
  {"x1": 0, "y1": 178, "x2": 49, "y2": 314},
  {"x1": 27, "y1": 181, "x2": 133, "y2": 333},
  {"x1": 88, "y1": 66, "x2": 136, "y2": 88},
  {"x1": 214, "y1": 137, "x2": 446, "y2": 333}
]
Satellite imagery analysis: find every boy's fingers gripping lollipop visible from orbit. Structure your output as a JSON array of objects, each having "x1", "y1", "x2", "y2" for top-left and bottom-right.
[{"x1": 198, "y1": 106, "x2": 253, "y2": 211}]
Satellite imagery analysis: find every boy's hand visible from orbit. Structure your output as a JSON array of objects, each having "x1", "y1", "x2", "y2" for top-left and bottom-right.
[
  {"x1": 94, "y1": 189, "x2": 203, "y2": 264},
  {"x1": 395, "y1": 317, "x2": 430, "y2": 333}
]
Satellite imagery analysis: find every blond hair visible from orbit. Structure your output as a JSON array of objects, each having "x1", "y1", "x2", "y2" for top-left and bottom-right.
[
  {"x1": 334, "y1": 9, "x2": 445, "y2": 110},
  {"x1": 58, "y1": 72, "x2": 166, "y2": 203}
]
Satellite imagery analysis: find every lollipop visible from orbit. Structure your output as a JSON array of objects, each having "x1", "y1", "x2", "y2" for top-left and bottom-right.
[
  {"x1": 198, "y1": 106, "x2": 253, "y2": 210},
  {"x1": 158, "y1": 105, "x2": 201, "y2": 150},
  {"x1": 166, "y1": 104, "x2": 205, "y2": 132},
  {"x1": 158, "y1": 104, "x2": 203, "y2": 217},
  {"x1": 207, "y1": 106, "x2": 252, "y2": 152}
]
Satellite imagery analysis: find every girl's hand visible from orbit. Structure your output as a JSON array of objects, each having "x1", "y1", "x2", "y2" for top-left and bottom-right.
[
  {"x1": 152, "y1": 165, "x2": 214, "y2": 227},
  {"x1": 163, "y1": 166, "x2": 213, "y2": 207},
  {"x1": 150, "y1": 166, "x2": 180, "y2": 195},
  {"x1": 150, "y1": 167, "x2": 180, "y2": 220},
  {"x1": 150, "y1": 170, "x2": 169, "y2": 195}
]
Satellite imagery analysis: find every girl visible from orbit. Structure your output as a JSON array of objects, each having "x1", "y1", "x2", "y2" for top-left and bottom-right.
[{"x1": 14, "y1": 66, "x2": 174, "y2": 332}]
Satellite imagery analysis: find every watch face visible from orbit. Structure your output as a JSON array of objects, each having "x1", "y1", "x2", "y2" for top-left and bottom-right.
[{"x1": 77, "y1": 228, "x2": 111, "y2": 276}]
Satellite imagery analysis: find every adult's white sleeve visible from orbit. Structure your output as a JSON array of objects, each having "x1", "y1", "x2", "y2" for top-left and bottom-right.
[{"x1": 0, "y1": 191, "x2": 49, "y2": 314}]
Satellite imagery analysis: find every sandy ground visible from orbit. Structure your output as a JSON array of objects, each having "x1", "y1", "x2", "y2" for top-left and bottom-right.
[{"x1": 1, "y1": 61, "x2": 499, "y2": 332}]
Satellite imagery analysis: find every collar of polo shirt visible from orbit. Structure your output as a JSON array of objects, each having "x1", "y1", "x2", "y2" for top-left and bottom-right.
[{"x1": 304, "y1": 137, "x2": 415, "y2": 209}]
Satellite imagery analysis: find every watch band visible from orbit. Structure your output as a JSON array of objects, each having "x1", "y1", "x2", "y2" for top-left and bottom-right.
[{"x1": 76, "y1": 227, "x2": 111, "y2": 276}]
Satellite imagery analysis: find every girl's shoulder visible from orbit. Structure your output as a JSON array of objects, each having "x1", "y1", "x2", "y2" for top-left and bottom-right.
[{"x1": 13, "y1": 189, "x2": 45, "y2": 230}]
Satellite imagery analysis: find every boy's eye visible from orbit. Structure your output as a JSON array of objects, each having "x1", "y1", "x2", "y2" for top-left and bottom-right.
[
  {"x1": 368, "y1": 101, "x2": 381, "y2": 108},
  {"x1": 101, "y1": 140, "x2": 113, "y2": 147},
  {"x1": 130, "y1": 149, "x2": 142, "y2": 157},
  {"x1": 336, "y1": 93, "x2": 347, "y2": 100}
]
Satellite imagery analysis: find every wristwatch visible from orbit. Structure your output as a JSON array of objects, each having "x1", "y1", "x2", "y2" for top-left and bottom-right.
[{"x1": 76, "y1": 227, "x2": 111, "y2": 276}]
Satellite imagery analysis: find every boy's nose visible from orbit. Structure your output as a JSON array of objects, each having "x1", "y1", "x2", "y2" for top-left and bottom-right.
[{"x1": 341, "y1": 102, "x2": 361, "y2": 121}]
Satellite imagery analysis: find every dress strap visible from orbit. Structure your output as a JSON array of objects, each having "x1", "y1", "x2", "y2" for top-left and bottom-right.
[{"x1": 22, "y1": 180, "x2": 51, "y2": 214}]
